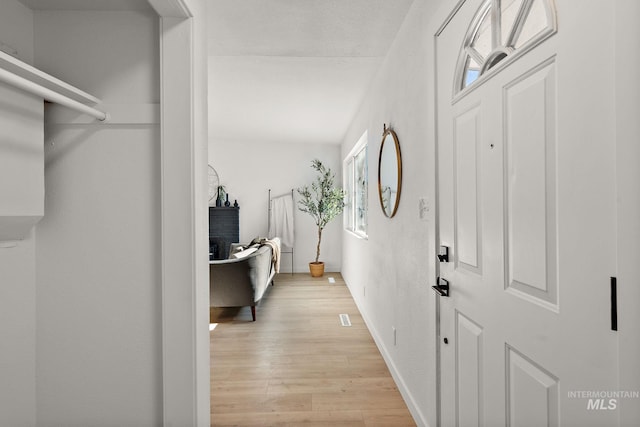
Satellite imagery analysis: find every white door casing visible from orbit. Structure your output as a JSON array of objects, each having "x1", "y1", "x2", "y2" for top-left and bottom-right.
[
  {"x1": 151, "y1": 0, "x2": 210, "y2": 425},
  {"x1": 435, "y1": 1, "x2": 620, "y2": 426}
]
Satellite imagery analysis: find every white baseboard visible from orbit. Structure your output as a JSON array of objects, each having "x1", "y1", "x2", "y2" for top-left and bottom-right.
[{"x1": 346, "y1": 284, "x2": 431, "y2": 427}]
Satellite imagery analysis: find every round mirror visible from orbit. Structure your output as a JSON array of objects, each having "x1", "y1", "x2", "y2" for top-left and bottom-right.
[{"x1": 378, "y1": 126, "x2": 402, "y2": 218}]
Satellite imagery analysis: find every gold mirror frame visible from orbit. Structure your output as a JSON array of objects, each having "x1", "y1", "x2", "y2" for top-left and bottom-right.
[{"x1": 377, "y1": 125, "x2": 402, "y2": 218}]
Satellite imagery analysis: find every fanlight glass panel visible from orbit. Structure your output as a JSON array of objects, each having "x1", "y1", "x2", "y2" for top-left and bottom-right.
[
  {"x1": 515, "y1": 0, "x2": 549, "y2": 48},
  {"x1": 466, "y1": 57, "x2": 482, "y2": 87},
  {"x1": 472, "y1": 8, "x2": 492, "y2": 58},
  {"x1": 457, "y1": 0, "x2": 556, "y2": 93},
  {"x1": 501, "y1": 0, "x2": 526, "y2": 43}
]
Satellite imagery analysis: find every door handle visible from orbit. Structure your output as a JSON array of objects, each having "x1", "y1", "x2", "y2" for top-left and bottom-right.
[{"x1": 432, "y1": 277, "x2": 450, "y2": 297}]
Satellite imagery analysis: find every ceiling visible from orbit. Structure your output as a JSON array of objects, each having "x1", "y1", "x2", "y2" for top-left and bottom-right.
[
  {"x1": 17, "y1": 0, "x2": 415, "y2": 146},
  {"x1": 208, "y1": 0, "x2": 414, "y2": 145},
  {"x1": 18, "y1": 0, "x2": 151, "y2": 11}
]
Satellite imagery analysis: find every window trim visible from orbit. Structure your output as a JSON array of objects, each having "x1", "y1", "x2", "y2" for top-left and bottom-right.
[{"x1": 344, "y1": 131, "x2": 368, "y2": 239}]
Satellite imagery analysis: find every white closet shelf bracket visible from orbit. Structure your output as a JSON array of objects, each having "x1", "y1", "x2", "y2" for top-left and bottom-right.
[{"x1": 0, "y1": 52, "x2": 108, "y2": 122}]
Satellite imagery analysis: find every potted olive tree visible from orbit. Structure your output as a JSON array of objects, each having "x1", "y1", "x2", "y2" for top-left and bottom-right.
[{"x1": 297, "y1": 159, "x2": 345, "y2": 277}]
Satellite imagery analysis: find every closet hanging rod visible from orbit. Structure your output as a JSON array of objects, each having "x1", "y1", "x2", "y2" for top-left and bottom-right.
[{"x1": 0, "y1": 67, "x2": 108, "y2": 122}]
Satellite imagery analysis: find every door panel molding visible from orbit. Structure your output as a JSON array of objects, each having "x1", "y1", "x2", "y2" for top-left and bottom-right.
[
  {"x1": 454, "y1": 103, "x2": 483, "y2": 274},
  {"x1": 503, "y1": 57, "x2": 558, "y2": 310},
  {"x1": 506, "y1": 344, "x2": 559, "y2": 427},
  {"x1": 456, "y1": 310, "x2": 484, "y2": 427}
]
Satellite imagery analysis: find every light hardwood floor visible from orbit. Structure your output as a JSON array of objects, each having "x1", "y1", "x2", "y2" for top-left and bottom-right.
[{"x1": 210, "y1": 273, "x2": 416, "y2": 426}]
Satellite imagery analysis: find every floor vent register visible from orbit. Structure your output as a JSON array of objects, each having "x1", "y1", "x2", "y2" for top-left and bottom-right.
[{"x1": 339, "y1": 313, "x2": 352, "y2": 327}]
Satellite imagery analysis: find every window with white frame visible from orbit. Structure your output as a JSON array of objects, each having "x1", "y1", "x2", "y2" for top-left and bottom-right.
[{"x1": 344, "y1": 131, "x2": 368, "y2": 237}]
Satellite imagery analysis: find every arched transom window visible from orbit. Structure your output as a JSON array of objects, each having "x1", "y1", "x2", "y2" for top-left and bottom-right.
[{"x1": 455, "y1": 0, "x2": 557, "y2": 94}]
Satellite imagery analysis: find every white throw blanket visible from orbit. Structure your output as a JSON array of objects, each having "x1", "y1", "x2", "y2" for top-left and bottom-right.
[
  {"x1": 269, "y1": 193, "x2": 295, "y2": 248},
  {"x1": 248, "y1": 237, "x2": 282, "y2": 273},
  {"x1": 262, "y1": 237, "x2": 281, "y2": 273}
]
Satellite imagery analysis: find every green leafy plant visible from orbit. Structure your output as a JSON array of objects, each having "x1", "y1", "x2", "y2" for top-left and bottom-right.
[{"x1": 297, "y1": 159, "x2": 345, "y2": 263}]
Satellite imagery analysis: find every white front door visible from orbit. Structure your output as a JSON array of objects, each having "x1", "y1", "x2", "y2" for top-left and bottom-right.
[{"x1": 435, "y1": 1, "x2": 619, "y2": 425}]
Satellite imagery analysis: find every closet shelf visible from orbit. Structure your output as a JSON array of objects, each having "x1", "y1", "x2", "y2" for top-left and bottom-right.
[{"x1": 0, "y1": 50, "x2": 107, "y2": 121}]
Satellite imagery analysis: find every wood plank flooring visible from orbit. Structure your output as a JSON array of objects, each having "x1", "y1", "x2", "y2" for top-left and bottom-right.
[{"x1": 210, "y1": 273, "x2": 416, "y2": 426}]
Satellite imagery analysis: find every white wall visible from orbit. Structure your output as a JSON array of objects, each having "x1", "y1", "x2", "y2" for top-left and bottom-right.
[
  {"x1": 0, "y1": 2, "x2": 37, "y2": 425},
  {"x1": 340, "y1": 0, "x2": 445, "y2": 425},
  {"x1": 33, "y1": 10, "x2": 162, "y2": 425},
  {"x1": 209, "y1": 140, "x2": 343, "y2": 273},
  {"x1": 0, "y1": 235, "x2": 37, "y2": 427},
  {"x1": 0, "y1": 0, "x2": 34, "y2": 64},
  {"x1": 0, "y1": 83, "x2": 44, "y2": 241}
]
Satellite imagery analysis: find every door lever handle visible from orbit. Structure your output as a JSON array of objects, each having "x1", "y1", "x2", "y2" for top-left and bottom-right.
[{"x1": 432, "y1": 277, "x2": 450, "y2": 297}]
